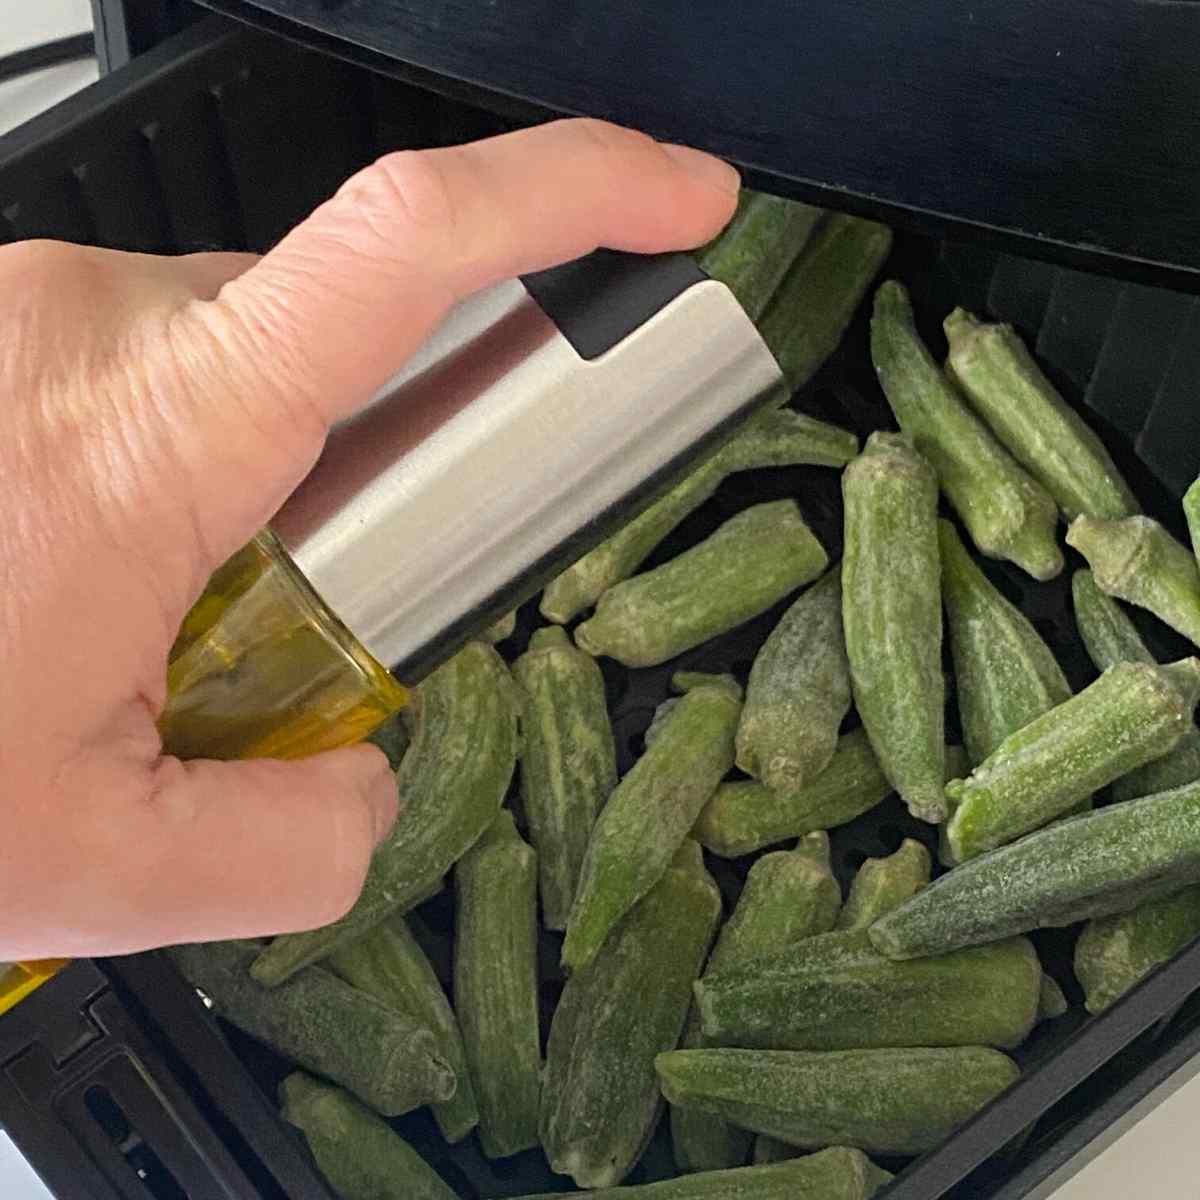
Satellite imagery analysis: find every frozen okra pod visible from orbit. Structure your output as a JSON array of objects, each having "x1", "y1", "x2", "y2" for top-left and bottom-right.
[
  {"x1": 871, "y1": 282, "x2": 1062, "y2": 579},
  {"x1": 327, "y1": 914, "x2": 478, "y2": 1143},
  {"x1": 576, "y1": 499, "x2": 827, "y2": 668},
  {"x1": 737, "y1": 567, "x2": 851, "y2": 793},
  {"x1": 871, "y1": 778, "x2": 1200, "y2": 959},
  {"x1": 656, "y1": 1046, "x2": 1019, "y2": 1157},
  {"x1": 945, "y1": 658, "x2": 1200, "y2": 861},
  {"x1": 541, "y1": 841, "x2": 721, "y2": 1189},
  {"x1": 842, "y1": 431, "x2": 946, "y2": 823},
  {"x1": 562, "y1": 675, "x2": 740, "y2": 973},
  {"x1": 279, "y1": 1073, "x2": 457, "y2": 1200},
  {"x1": 1067, "y1": 514, "x2": 1200, "y2": 650},
  {"x1": 454, "y1": 810, "x2": 542, "y2": 1158},
  {"x1": 250, "y1": 642, "x2": 520, "y2": 987},
  {"x1": 944, "y1": 308, "x2": 1138, "y2": 521},
  {"x1": 512, "y1": 626, "x2": 617, "y2": 930},
  {"x1": 835, "y1": 838, "x2": 931, "y2": 931}
]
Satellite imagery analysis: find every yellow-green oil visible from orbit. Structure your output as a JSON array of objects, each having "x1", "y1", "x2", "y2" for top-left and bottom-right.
[{"x1": 159, "y1": 530, "x2": 408, "y2": 761}]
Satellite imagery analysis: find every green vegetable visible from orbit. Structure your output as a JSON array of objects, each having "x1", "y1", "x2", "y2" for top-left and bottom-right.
[
  {"x1": 672, "y1": 843, "x2": 842, "y2": 1173},
  {"x1": 279, "y1": 1074, "x2": 457, "y2": 1200},
  {"x1": 366, "y1": 713, "x2": 409, "y2": 771},
  {"x1": 752, "y1": 1136, "x2": 799, "y2": 1165},
  {"x1": 836, "y1": 838, "x2": 931, "y2": 931},
  {"x1": 563, "y1": 677, "x2": 740, "y2": 973},
  {"x1": 842, "y1": 431, "x2": 946, "y2": 823},
  {"x1": 940, "y1": 520, "x2": 1071, "y2": 766},
  {"x1": 482, "y1": 609, "x2": 517, "y2": 643},
  {"x1": 512, "y1": 626, "x2": 617, "y2": 930},
  {"x1": 1072, "y1": 569, "x2": 1200, "y2": 803},
  {"x1": 699, "y1": 191, "x2": 823, "y2": 322},
  {"x1": 694, "y1": 729, "x2": 890, "y2": 857},
  {"x1": 1038, "y1": 973, "x2": 1070, "y2": 1021},
  {"x1": 758, "y1": 214, "x2": 894, "y2": 392},
  {"x1": 326, "y1": 915, "x2": 478, "y2": 1143},
  {"x1": 871, "y1": 283, "x2": 1062, "y2": 579},
  {"x1": 736, "y1": 568, "x2": 850, "y2": 792},
  {"x1": 454, "y1": 811, "x2": 542, "y2": 1158},
  {"x1": 250, "y1": 642, "x2": 520, "y2": 987},
  {"x1": 1075, "y1": 885, "x2": 1200, "y2": 1013},
  {"x1": 1068, "y1": 514, "x2": 1200, "y2": 650},
  {"x1": 945, "y1": 660, "x2": 1200, "y2": 862},
  {"x1": 169, "y1": 941, "x2": 454, "y2": 1117},
  {"x1": 656, "y1": 1046, "x2": 1019, "y2": 1157},
  {"x1": 575, "y1": 500, "x2": 828, "y2": 668},
  {"x1": 514, "y1": 1148, "x2": 891, "y2": 1200},
  {"x1": 540, "y1": 408, "x2": 855, "y2": 624},
  {"x1": 697, "y1": 928, "x2": 1039, "y2": 1051},
  {"x1": 541, "y1": 841, "x2": 722, "y2": 1189},
  {"x1": 944, "y1": 309, "x2": 1138, "y2": 520},
  {"x1": 1185, "y1": 475, "x2": 1200, "y2": 563},
  {"x1": 870, "y1": 779, "x2": 1200, "y2": 959}
]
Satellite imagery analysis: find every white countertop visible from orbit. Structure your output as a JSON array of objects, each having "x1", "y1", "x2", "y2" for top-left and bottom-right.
[{"x1": 1, "y1": 2, "x2": 1197, "y2": 1197}]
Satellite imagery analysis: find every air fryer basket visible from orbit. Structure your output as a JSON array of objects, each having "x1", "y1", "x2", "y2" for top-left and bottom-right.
[{"x1": 3, "y1": 14, "x2": 1200, "y2": 1200}]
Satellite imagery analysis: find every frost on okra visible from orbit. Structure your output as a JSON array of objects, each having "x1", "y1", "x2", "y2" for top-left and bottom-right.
[
  {"x1": 280, "y1": 1074, "x2": 457, "y2": 1200},
  {"x1": 541, "y1": 841, "x2": 721, "y2": 1190},
  {"x1": 454, "y1": 810, "x2": 542, "y2": 1159},
  {"x1": 871, "y1": 779, "x2": 1200, "y2": 960},
  {"x1": 512, "y1": 626, "x2": 617, "y2": 930},
  {"x1": 671, "y1": 843, "x2": 842, "y2": 1173},
  {"x1": 575, "y1": 499, "x2": 827, "y2": 668},
  {"x1": 737, "y1": 567, "x2": 850, "y2": 794},
  {"x1": 871, "y1": 282, "x2": 1062, "y2": 580},
  {"x1": 945, "y1": 659, "x2": 1200, "y2": 862},
  {"x1": 1072, "y1": 569, "x2": 1200, "y2": 803},
  {"x1": 842, "y1": 431, "x2": 946, "y2": 823},
  {"x1": 250, "y1": 641, "x2": 520, "y2": 987},
  {"x1": 835, "y1": 839, "x2": 931, "y2": 931},
  {"x1": 939, "y1": 520, "x2": 1071, "y2": 767},
  {"x1": 562, "y1": 676, "x2": 740, "y2": 973},
  {"x1": 1067, "y1": 514, "x2": 1200, "y2": 650},
  {"x1": 656, "y1": 1046, "x2": 1019, "y2": 1157},
  {"x1": 944, "y1": 308, "x2": 1138, "y2": 521},
  {"x1": 540, "y1": 408, "x2": 855, "y2": 624}
]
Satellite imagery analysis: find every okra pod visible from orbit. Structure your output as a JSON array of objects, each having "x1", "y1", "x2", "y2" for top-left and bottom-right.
[
  {"x1": 541, "y1": 841, "x2": 722, "y2": 1189},
  {"x1": 671, "y1": 844, "x2": 842, "y2": 1173},
  {"x1": 1038, "y1": 973, "x2": 1070, "y2": 1021},
  {"x1": 944, "y1": 309, "x2": 1138, "y2": 520},
  {"x1": 945, "y1": 659, "x2": 1200, "y2": 862},
  {"x1": 562, "y1": 678, "x2": 740, "y2": 973},
  {"x1": 1072, "y1": 569, "x2": 1200, "y2": 803},
  {"x1": 835, "y1": 838, "x2": 931, "y2": 931},
  {"x1": 737, "y1": 567, "x2": 851, "y2": 792},
  {"x1": 366, "y1": 712, "x2": 409, "y2": 771},
  {"x1": 871, "y1": 779, "x2": 1200, "y2": 959},
  {"x1": 540, "y1": 409, "x2": 852, "y2": 624},
  {"x1": 1075, "y1": 885, "x2": 1200, "y2": 1013},
  {"x1": 512, "y1": 626, "x2": 617, "y2": 930},
  {"x1": 1067, "y1": 515, "x2": 1200, "y2": 649},
  {"x1": 576, "y1": 500, "x2": 827, "y2": 668},
  {"x1": 656, "y1": 1046, "x2": 1019, "y2": 1157},
  {"x1": 698, "y1": 190, "x2": 823, "y2": 322},
  {"x1": 696, "y1": 928, "x2": 1040, "y2": 1051},
  {"x1": 454, "y1": 810, "x2": 542, "y2": 1158},
  {"x1": 842, "y1": 431, "x2": 946, "y2": 823},
  {"x1": 279, "y1": 1074, "x2": 457, "y2": 1200},
  {"x1": 170, "y1": 941, "x2": 454, "y2": 1117},
  {"x1": 758, "y1": 213, "x2": 894, "y2": 392},
  {"x1": 482, "y1": 609, "x2": 517, "y2": 643},
  {"x1": 939, "y1": 520, "x2": 1071, "y2": 766},
  {"x1": 327, "y1": 914, "x2": 478, "y2": 1143},
  {"x1": 693, "y1": 728, "x2": 891, "y2": 857},
  {"x1": 872, "y1": 283, "x2": 1062, "y2": 579},
  {"x1": 1185, "y1": 474, "x2": 1200, "y2": 563},
  {"x1": 250, "y1": 642, "x2": 520, "y2": 987},
  {"x1": 516, "y1": 1148, "x2": 891, "y2": 1200}
]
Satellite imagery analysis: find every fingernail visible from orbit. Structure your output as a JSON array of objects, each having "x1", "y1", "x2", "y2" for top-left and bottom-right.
[
  {"x1": 367, "y1": 768, "x2": 401, "y2": 846},
  {"x1": 662, "y1": 143, "x2": 741, "y2": 196}
]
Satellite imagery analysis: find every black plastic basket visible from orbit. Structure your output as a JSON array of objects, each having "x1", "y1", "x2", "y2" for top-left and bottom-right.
[{"x1": 4, "y1": 13, "x2": 1200, "y2": 1200}]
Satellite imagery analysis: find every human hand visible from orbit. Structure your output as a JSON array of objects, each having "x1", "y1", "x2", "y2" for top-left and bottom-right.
[{"x1": 0, "y1": 118, "x2": 738, "y2": 958}]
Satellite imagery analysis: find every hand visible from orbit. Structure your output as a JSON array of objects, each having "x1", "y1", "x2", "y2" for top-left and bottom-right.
[{"x1": 0, "y1": 119, "x2": 738, "y2": 959}]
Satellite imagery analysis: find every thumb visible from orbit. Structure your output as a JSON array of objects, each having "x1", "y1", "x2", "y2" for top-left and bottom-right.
[
  {"x1": 164, "y1": 118, "x2": 740, "y2": 570},
  {"x1": 112, "y1": 745, "x2": 396, "y2": 954}
]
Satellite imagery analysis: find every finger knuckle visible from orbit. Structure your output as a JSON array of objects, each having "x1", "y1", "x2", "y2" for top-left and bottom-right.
[{"x1": 345, "y1": 149, "x2": 458, "y2": 244}]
